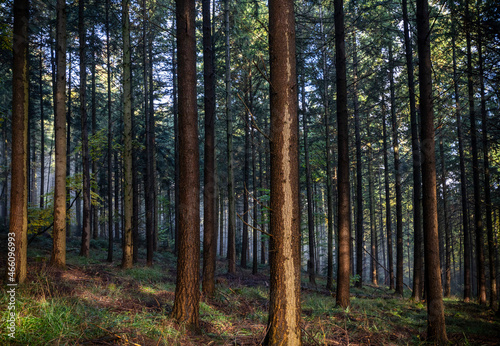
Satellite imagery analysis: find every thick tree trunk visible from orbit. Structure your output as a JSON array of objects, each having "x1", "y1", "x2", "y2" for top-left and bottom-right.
[
  {"x1": 51, "y1": 0, "x2": 67, "y2": 269},
  {"x1": 10, "y1": 0, "x2": 29, "y2": 284},
  {"x1": 334, "y1": 0, "x2": 350, "y2": 309},
  {"x1": 121, "y1": 0, "x2": 133, "y2": 269},
  {"x1": 79, "y1": 0, "x2": 91, "y2": 258},
  {"x1": 202, "y1": 0, "x2": 217, "y2": 297},
  {"x1": 172, "y1": 0, "x2": 200, "y2": 330},
  {"x1": 416, "y1": 0, "x2": 448, "y2": 341},
  {"x1": 264, "y1": 0, "x2": 301, "y2": 342}
]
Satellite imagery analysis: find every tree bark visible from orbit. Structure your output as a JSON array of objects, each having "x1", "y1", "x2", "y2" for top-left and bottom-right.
[
  {"x1": 172, "y1": 0, "x2": 200, "y2": 330},
  {"x1": 264, "y1": 0, "x2": 301, "y2": 342},
  {"x1": 121, "y1": 0, "x2": 133, "y2": 269},
  {"x1": 416, "y1": 0, "x2": 448, "y2": 340},
  {"x1": 225, "y1": 0, "x2": 236, "y2": 274},
  {"x1": 382, "y1": 94, "x2": 394, "y2": 290},
  {"x1": 439, "y1": 138, "x2": 451, "y2": 297},
  {"x1": 389, "y1": 44, "x2": 404, "y2": 297},
  {"x1": 79, "y1": 0, "x2": 91, "y2": 257},
  {"x1": 202, "y1": 0, "x2": 217, "y2": 297},
  {"x1": 335, "y1": 0, "x2": 350, "y2": 309},
  {"x1": 106, "y1": 0, "x2": 113, "y2": 263},
  {"x1": 10, "y1": 0, "x2": 29, "y2": 284},
  {"x1": 465, "y1": 0, "x2": 487, "y2": 305},
  {"x1": 51, "y1": 0, "x2": 67, "y2": 269}
]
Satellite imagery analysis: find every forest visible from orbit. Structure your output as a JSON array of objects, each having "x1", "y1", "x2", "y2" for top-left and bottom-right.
[{"x1": 1, "y1": 0, "x2": 500, "y2": 344}]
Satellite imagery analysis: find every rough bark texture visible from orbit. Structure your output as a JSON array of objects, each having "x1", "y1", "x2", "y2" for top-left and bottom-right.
[
  {"x1": 202, "y1": 0, "x2": 217, "y2": 297},
  {"x1": 416, "y1": 0, "x2": 448, "y2": 341},
  {"x1": 121, "y1": 0, "x2": 133, "y2": 269},
  {"x1": 172, "y1": 0, "x2": 200, "y2": 330},
  {"x1": 264, "y1": 0, "x2": 302, "y2": 343},
  {"x1": 10, "y1": 0, "x2": 29, "y2": 284},
  {"x1": 334, "y1": 0, "x2": 350, "y2": 309},
  {"x1": 51, "y1": 0, "x2": 67, "y2": 269}
]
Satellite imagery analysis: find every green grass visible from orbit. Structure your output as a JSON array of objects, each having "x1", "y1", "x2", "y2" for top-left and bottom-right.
[{"x1": 1, "y1": 241, "x2": 499, "y2": 345}]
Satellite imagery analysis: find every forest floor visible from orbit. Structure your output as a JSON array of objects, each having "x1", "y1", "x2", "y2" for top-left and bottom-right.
[{"x1": 1, "y1": 236, "x2": 499, "y2": 345}]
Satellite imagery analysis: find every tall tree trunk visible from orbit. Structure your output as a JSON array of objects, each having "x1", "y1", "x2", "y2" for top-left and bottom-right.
[
  {"x1": 172, "y1": 0, "x2": 200, "y2": 330},
  {"x1": 225, "y1": 0, "x2": 236, "y2": 274},
  {"x1": 368, "y1": 124, "x2": 377, "y2": 285},
  {"x1": 143, "y1": 0, "x2": 154, "y2": 267},
  {"x1": 478, "y1": 20, "x2": 497, "y2": 309},
  {"x1": 440, "y1": 138, "x2": 451, "y2": 297},
  {"x1": 389, "y1": 44, "x2": 404, "y2": 296},
  {"x1": 403, "y1": 0, "x2": 424, "y2": 301},
  {"x1": 106, "y1": 0, "x2": 113, "y2": 263},
  {"x1": 353, "y1": 33, "x2": 363, "y2": 289},
  {"x1": 451, "y1": 0, "x2": 471, "y2": 301},
  {"x1": 416, "y1": 0, "x2": 448, "y2": 340},
  {"x1": 382, "y1": 95, "x2": 394, "y2": 290},
  {"x1": 465, "y1": 0, "x2": 487, "y2": 305},
  {"x1": 51, "y1": 0, "x2": 67, "y2": 269},
  {"x1": 121, "y1": 0, "x2": 133, "y2": 269},
  {"x1": 301, "y1": 74, "x2": 316, "y2": 285},
  {"x1": 149, "y1": 36, "x2": 158, "y2": 253},
  {"x1": 10, "y1": 0, "x2": 29, "y2": 284},
  {"x1": 91, "y1": 25, "x2": 98, "y2": 240},
  {"x1": 252, "y1": 116, "x2": 258, "y2": 275},
  {"x1": 241, "y1": 90, "x2": 250, "y2": 269},
  {"x1": 66, "y1": 51, "x2": 72, "y2": 237},
  {"x1": 172, "y1": 34, "x2": 179, "y2": 255},
  {"x1": 202, "y1": 0, "x2": 217, "y2": 297},
  {"x1": 39, "y1": 45, "x2": 45, "y2": 209},
  {"x1": 79, "y1": 0, "x2": 91, "y2": 257},
  {"x1": 335, "y1": 0, "x2": 350, "y2": 309},
  {"x1": 264, "y1": 0, "x2": 301, "y2": 342},
  {"x1": 259, "y1": 147, "x2": 266, "y2": 264}
]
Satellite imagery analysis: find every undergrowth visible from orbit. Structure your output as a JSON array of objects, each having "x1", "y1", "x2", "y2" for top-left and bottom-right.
[{"x1": 1, "y1": 237, "x2": 499, "y2": 345}]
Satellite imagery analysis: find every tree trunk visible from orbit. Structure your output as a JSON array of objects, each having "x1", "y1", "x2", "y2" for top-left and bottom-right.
[
  {"x1": 79, "y1": 0, "x2": 91, "y2": 258},
  {"x1": 39, "y1": 45, "x2": 45, "y2": 209},
  {"x1": 66, "y1": 52, "x2": 72, "y2": 238},
  {"x1": 172, "y1": 0, "x2": 200, "y2": 330},
  {"x1": 225, "y1": 0, "x2": 236, "y2": 274},
  {"x1": 121, "y1": 0, "x2": 133, "y2": 269},
  {"x1": 334, "y1": 0, "x2": 350, "y2": 309},
  {"x1": 202, "y1": 0, "x2": 217, "y2": 297},
  {"x1": 106, "y1": 0, "x2": 113, "y2": 263},
  {"x1": 241, "y1": 89, "x2": 250, "y2": 269},
  {"x1": 465, "y1": 0, "x2": 487, "y2": 305},
  {"x1": 451, "y1": 0, "x2": 471, "y2": 301},
  {"x1": 478, "y1": 21, "x2": 497, "y2": 309},
  {"x1": 416, "y1": 0, "x2": 448, "y2": 340},
  {"x1": 51, "y1": 0, "x2": 67, "y2": 269},
  {"x1": 440, "y1": 138, "x2": 451, "y2": 297},
  {"x1": 403, "y1": 0, "x2": 424, "y2": 301},
  {"x1": 382, "y1": 95, "x2": 394, "y2": 290},
  {"x1": 368, "y1": 124, "x2": 377, "y2": 286},
  {"x1": 301, "y1": 74, "x2": 316, "y2": 285},
  {"x1": 91, "y1": 25, "x2": 98, "y2": 241},
  {"x1": 389, "y1": 44, "x2": 404, "y2": 296},
  {"x1": 264, "y1": 0, "x2": 301, "y2": 342},
  {"x1": 9, "y1": 0, "x2": 29, "y2": 284},
  {"x1": 353, "y1": 33, "x2": 363, "y2": 289}
]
